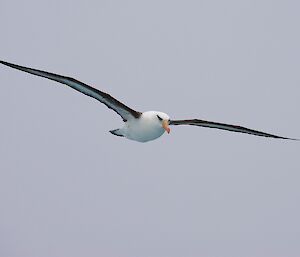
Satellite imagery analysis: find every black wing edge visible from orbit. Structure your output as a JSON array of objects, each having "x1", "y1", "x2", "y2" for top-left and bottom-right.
[
  {"x1": 0, "y1": 59, "x2": 142, "y2": 121},
  {"x1": 169, "y1": 119, "x2": 298, "y2": 140}
]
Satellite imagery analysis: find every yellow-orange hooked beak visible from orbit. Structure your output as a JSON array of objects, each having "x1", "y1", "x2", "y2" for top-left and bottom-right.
[{"x1": 162, "y1": 120, "x2": 171, "y2": 134}]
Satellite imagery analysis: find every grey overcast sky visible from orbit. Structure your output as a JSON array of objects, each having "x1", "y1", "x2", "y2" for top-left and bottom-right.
[{"x1": 0, "y1": 1, "x2": 299, "y2": 257}]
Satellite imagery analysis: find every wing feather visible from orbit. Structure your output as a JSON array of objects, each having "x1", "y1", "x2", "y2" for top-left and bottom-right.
[
  {"x1": 170, "y1": 119, "x2": 296, "y2": 140},
  {"x1": 0, "y1": 60, "x2": 141, "y2": 121}
]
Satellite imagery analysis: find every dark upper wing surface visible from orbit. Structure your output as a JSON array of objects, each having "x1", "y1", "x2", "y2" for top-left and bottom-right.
[
  {"x1": 170, "y1": 119, "x2": 296, "y2": 140},
  {"x1": 0, "y1": 60, "x2": 141, "y2": 121}
]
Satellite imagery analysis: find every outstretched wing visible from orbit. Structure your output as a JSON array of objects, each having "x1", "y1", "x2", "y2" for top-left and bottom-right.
[
  {"x1": 0, "y1": 60, "x2": 141, "y2": 121},
  {"x1": 169, "y1": 119, "x2": 296, "y2": 140}
]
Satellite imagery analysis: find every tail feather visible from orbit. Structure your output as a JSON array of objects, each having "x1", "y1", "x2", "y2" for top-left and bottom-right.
[{"x1": 109, "y1": 129, "x2": 124, "y2": 137}]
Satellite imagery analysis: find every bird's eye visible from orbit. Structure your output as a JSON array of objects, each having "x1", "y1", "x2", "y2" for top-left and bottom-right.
[{"x1": 157, "y1": 115, "x2": 163, "y2": 121}]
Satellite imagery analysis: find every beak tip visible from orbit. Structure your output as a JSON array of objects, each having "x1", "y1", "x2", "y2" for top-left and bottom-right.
[{"x1": 162, "y1": 120, "x2": 171, "y2": 134}]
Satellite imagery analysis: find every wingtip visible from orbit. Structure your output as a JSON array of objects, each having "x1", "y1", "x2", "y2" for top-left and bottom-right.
[
  {"x1": 289, "y1": 138, "x2": 299, "y2": 141},
  {"x1": 279, "y1": 136, "x2": 299, "y2": 141}
]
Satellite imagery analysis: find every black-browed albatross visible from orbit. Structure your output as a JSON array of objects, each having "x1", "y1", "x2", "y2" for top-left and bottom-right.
[{"x1": 0, "y1": 60, "x2": 296, "y2": 142}]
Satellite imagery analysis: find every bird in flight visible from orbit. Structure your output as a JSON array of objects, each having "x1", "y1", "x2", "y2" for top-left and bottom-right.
[{"x1": 0, "y1": 60, "x2": 296, "y2": 142}]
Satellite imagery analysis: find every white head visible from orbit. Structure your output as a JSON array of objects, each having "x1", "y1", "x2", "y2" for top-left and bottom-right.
[{"x1": 142, "y1": 111, "x2": 171, "y2": 134}]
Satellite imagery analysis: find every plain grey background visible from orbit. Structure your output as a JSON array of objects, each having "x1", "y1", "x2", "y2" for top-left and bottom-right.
[{"x1": 0, "y1": 1, "x2": 299, "y2": 257}]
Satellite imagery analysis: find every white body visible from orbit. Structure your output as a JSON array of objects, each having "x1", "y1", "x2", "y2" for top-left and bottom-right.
[{"x1": 117, "y1": 111, "x2": 170, "y2": 142}]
